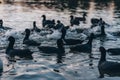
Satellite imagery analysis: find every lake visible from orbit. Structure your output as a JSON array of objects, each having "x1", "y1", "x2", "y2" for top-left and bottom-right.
[{"x1": 0, "y1": 0, "x2": 120, "y2": 80}]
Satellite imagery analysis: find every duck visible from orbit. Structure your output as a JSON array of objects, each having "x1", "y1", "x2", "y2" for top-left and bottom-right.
[
  {"x1": 31, "y1": 21, "x2": 41, "y2": 32},
  {"x1": 0, "y1": 59, "x2": 3, "y2": 76},
  {"x1": 38, "y1": 39, "x2": 65, "y2": 54},
  {"x1": 6, "y1": 36, "x2": 33, "y2": 60},
  {"x1": 0, "y1": 19, "x2": 12, "y2": 30},
  {"x1": 41, "y1": 15, "x2": 55, "y2": 28},
  {"x1": 91, "y1": 18, "x2": 107, "y2": 28},
  {"x1": 107, "y1": 48, "x2": 120, "y2": 55},
  {"x1": 23, "y1": 29, "x2": 41, "y2": 46},
  {"x1": 98, "y1": 47, "x2": 120, "y2": 78},
  {"x1": 70, "y1": 15, "x2": 80, "y2": 26},
  {"x1": 61, "y1": 27, "x2": 84, "y2": 45},
  {"x1": 70, "y1": 33, "x2": 94, "y2": 53},
  {"x1": 70, "y1": 13, "x2": 87, "y2": 26}
]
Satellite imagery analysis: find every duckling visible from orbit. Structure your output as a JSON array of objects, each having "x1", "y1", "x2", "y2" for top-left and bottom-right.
[
  {"x1": 0, "y1": 59, "x2": 3, "y2": 76},
  {"x1": 23, "y1": 29, "x2": 41, "y2": 46},
  {"x1": 41, "y1": 15, "x2": 55, "y2": 28},
  {"x1": 38, "y1": 39, "x2": 64, "y2": 54},
  {"x1": 32, "y1": 21, "x2": 41, "y2": 32},
  {"x1": 70, "y1": 33, "x2": 94, "y2": 53},
  {"x1": 6, "y1": 36, "x2": 33, "y2": 60},
  {"x1": 98, "y1": 47, "x2": 120, "y2": 78},
  {"x1": 61, "y1": 27, "x2": 84, "y2": 45}
]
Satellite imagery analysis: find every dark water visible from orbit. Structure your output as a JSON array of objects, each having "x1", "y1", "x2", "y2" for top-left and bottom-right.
[{"x1": 0, "y1": 0, "x2": 120, "y2": 80}]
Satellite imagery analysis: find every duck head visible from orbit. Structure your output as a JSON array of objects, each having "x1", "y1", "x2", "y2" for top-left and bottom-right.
[
  {"x1": 99, "y1": 46, "x2": 106, "y2": 53},
  {"x1": 23, "y1": 29, "x2": 30, "y2": 41},
  {"x1": 99, "y1": 18, "x2": 103, "y2": 21},
  {"x1": 8, "y1": 36, "x2": 15, "y2": 44},
  {"x1": 57, "y1": 20, "x2": 61, "y2": 24},
  {"x1": 41, "y1": 15, "x2": 46, "y2": 19},
  {"x1": 70, "y1": 15, "x2": 74, "y2": 19},
  {"x1": 25, "y1": 29, "x2": 30, "y2": 35},
  {"x1": 0, "y1": 19, "x2": 3, "y2": 22},
  {"x1": 52, "y1": 19, "x2": 55, "y2": 23}
]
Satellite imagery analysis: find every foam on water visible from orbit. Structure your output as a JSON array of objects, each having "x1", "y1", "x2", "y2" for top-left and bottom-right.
[{"x1": 46, "y1": 29, "x2": 62, "y2": 40}]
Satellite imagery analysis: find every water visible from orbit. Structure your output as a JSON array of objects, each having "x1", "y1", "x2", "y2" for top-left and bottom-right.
[{"x1": 0, "y1": 0, "x2": 120, "y2": 80}]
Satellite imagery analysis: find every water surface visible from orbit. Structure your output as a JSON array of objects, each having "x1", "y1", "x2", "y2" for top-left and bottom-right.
[{"x1": 0, "y1": 0, "x2": 120, "y2": 80}]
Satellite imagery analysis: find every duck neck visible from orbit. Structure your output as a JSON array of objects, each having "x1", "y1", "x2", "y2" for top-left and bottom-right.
[
  {"x1": 99, "y1": 51, "x2": 106, "y2": 64},
  {"x1": 101, "y1": 25, "x2": 105, "y2": 35},
  {"x1": 33, "y1": 23, "x2": 36, "y2": 29},
  {"x1": 87, "y1": 37, "x2": 93, "y2": 45},
  {"x1": 6, "y1": 40, "x2": 14, "y2": 53},
  {"x1": 24, "y1": 33, "x2": 30, "y2": 41},
  {"x1": 61, "y1": 28, "x2": 67, "y2": 39},
  {"x1": 43, "y1": 17, "x2": 46, "y2": 21}
]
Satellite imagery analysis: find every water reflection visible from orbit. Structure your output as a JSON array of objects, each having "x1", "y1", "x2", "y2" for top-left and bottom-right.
[
  {"x1": 56, "y1": 50, "x2": 65, "y2": 63},
  {"x1": 94, "y1": 0, "x2": 112, "y2": 10},
  {"x1": 1, "y1": 0, "x2": 120, "y2": 80},
  {"x1": 2, "y1": 0, "x2": 119, "y2": 14},
  {"x1": 1, "y1": 0, "x2": 89, "y2": 12},
  {"x1": 0, "y1": 0, "x2": 119, "y2": 34}
]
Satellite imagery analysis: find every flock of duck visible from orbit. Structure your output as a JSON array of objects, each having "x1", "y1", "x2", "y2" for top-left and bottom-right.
[{"x1": 0, "y1": 13, "x2": 120, "y2": 78}]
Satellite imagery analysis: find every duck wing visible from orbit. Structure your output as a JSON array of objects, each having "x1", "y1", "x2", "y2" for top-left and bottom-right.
[
  {"x1": 91, "y1": 18, "x2": 100, "y2": 24},
  {"x1": 38, "y1": 46, "x2": 58, "y2": 54},
  {"x1": 70, "y1": 44, "x2": 91, "y2": 53},
  {"x1": 23, "y1": 40, "x2": 41, "y2": 46},
  {"x1": 107, "y1": 48, "x2": 120, "y2": 55},
  {"x1": 64, "y1": 39, "x2": 83, "y2": 45},
  {"x1": 100, "y1": 61, "x2": 120, "y2": 73},
  {"x1": 8, "y1": 49, "x2": 33, "y2": 58}
]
